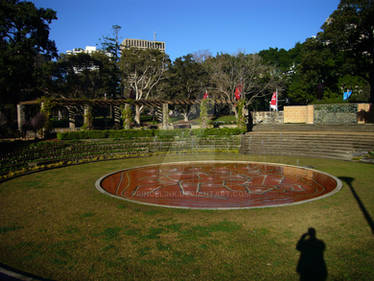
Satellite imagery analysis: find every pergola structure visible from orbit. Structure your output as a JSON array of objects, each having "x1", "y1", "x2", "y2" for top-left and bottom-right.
[{"x1": 17, "y1": 98, "x2": 234, "y2": 131}]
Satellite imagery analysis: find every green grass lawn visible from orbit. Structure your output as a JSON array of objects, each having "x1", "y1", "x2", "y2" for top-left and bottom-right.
[{"x1": 0, "y1": 153, "x2": 373, "y2": 281}]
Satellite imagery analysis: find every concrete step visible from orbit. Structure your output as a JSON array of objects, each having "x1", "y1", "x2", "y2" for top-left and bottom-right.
[
  {"x1": 241, "y1": 150, "x2": 352, "y2": 160},
  {"x1": 252, "y1": 124, "x2": 374, "y2": 132},
  {"x1": 244, "y1": 140, "x2": 374, "y2": 150},
  {"x1": 240, "y1": 132, "x2": 374, "y2": 160}
]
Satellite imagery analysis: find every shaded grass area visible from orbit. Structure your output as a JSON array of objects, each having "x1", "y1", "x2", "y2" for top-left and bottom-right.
[{"x1": 0, "y1": 153, "x2": 373, "y2": 280}]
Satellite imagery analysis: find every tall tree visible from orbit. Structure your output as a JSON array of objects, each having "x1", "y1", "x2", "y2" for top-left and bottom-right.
[
  {"x1": 287, "y1": 37, "x2": 345, "y2": 104},
  {"x1": 51, "y1": 51, "x2": 118, "y2": 99},
  {"x1": 0, "y1": 0, "x2": 57, "y2": 104},
  {"x1": 259, "y1": 47, "x2": 294, "y2": 73},
  {"x1": 166, "y1": 54, "x2": 209, "y2": 121},
  {"x1": 120, "y1": 48, "x2": 169, "y2": 125},
  {"x1": 100, "y1": 25, "x2": 122, "y2": 63},
  {"x1": 98, "y1": 25, "x2": 122, "y2": 97},
  {"x1": 320, "y1": 0, "x2": 374, "y2": 102},
  {"x1": 205, "y1": 53, "x2": 280, "y2": 117}
]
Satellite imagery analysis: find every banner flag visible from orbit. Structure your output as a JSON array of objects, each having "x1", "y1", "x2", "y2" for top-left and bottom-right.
[
  {"x1": 234, "y1": 85, "x2": 242, "y2": 100},
  {"x1": 270, "y1": 90, "x2": 278, "y2": 111},
  {"x1": 343, "y1": 90, "x2": 352, "y2": 100}
]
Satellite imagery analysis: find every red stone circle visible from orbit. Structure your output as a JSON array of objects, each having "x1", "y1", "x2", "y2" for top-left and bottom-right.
[{"x1": 95, "y1": 161, "x2": 342, "y2": 209}]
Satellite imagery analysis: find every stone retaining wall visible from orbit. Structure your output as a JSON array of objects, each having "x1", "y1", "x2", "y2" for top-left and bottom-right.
[
  {"x1": 253, "y1": 103, "x2": 372, "y2": 125},
  {"x1": 313, "y1": 104, "x2": 357, "y2": 124},
  {"x1": 253, "y1": 111, "x2": 283, "y2": 124}
]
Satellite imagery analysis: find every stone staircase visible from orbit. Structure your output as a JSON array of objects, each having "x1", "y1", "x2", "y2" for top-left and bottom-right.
[
  {"x1": 240, "y1": 125, "x2": 374, "y2": 160},
  {"x1": 252, "y1": 123, "x2": 374, "y2": 132}
]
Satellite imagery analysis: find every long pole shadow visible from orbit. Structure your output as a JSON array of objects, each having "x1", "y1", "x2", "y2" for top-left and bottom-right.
[{"x1": 339, "y1": 177, "x2": 374, "y2": 235}]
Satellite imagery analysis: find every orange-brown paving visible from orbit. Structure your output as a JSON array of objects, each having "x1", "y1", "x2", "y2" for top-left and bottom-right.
[{"x1": 97, "y1": 161, "x2": 341, "y2": 209}]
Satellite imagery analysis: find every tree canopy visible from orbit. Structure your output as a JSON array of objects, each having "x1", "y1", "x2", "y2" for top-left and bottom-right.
[
  {"x1": 3, "y1": 0, "x2": 373, "y2": 117},
  {"x1": 205, "y1": 53, "x2": 280, "y2": 115},
  {"x1": 50, "y1": 51, "x2": 119, "y2": 99},
  {"x1": 164, "y1": 54, "x2": 209, "y2": 120},
  {"x1": 0, "y1": 0, "x2": 57, "y2": 104},
  {"x1": 120, "y1": 48, "x2": 170, "y2": 124},
  {"x1": 320, "y1": 0, "x2": 374, "y2": 102}
]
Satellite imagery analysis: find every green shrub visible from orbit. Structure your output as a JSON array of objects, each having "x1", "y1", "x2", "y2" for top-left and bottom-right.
[
  {"x1": 57, "y1": 128, "x2": 245, "y2": 140},
  {"x1": 154, "y1": 129, "x2": 191, "y2": 138},
  {"x1": 191, "y1": 128, "x2": 245, "y2": 136}
]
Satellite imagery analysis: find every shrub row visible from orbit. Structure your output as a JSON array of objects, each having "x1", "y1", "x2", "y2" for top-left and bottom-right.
[
  {"x1": 1, "y1": 133, "x2": 242, "y2": 176},
  {"x1": 57, "y1": 128, "x2": 246, "y2": 140},
  {"x1": 0, "y1": 148, "x2": 240, "y2": 182}
]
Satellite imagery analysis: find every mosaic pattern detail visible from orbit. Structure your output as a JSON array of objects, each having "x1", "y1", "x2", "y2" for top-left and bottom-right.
[{"x1": 96, "y1": 161, "x2": 341, "y2": 209}]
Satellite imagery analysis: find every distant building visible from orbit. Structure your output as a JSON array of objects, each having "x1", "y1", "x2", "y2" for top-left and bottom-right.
[
  {"x1": 66, "y1": 46, "x2": 98, "y2": 55},
  {"x1": 121, "y1": 39, "x2": 166, "y2": 52},
  {"x1": 65, "y1": 46, "x2": 102, "y2": 73}
]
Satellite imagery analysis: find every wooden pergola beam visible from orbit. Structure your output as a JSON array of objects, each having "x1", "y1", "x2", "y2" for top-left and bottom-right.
[{"x1": 18, "y1": 98, "x2": 234, "y2": 109}]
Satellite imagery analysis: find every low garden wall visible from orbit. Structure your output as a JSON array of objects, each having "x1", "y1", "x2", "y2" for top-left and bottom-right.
[
  {"x1": 255, "y1": 103, "x2": 373, "y2": 125},
  {"x1": 284, "y1": 105, "x2": 314, "y2": 124},
  {"x1": 0, "y1": 128, "x2": 244, "y2": 181},
  {"x1": 313, "y1": 104, "x2": 357, "y2": 124},
  {"x1": 252, "y1": 111, "x2": 283, "y2": 124}
]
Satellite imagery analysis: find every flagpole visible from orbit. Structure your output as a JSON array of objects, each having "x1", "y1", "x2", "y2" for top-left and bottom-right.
[{"x1": 276, "y1": 88, "x2": 278, "y2": 111}]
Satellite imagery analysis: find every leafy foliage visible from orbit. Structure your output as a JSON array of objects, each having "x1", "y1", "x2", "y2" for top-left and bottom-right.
[
  {"x1": 199, "y1": 99, "x2": 209, "y2": 129},
  {"x1": 236, "y1": 99, "x2": 246, "y2": 130},
  {"x1": 120, "y1": 48, "x2": 170, "y2": 124},
  {"x1": 205, "y1": 53, "x2": 281, "y2": 115},
  {"x1": 259, "y1": 0, "x2": 373, "y2": 105},
  {"x1": 0, "y1": 0, "x2": 57, "y2": 104},
  {"x1": 56, "y1": 128, "x2": 245, "y2": 140},
  {"x1": 51, "y1": 51, "x2": 119, "y2": 99},
  {"x1": 320, "y1": 0, "x2": 374, "y2": 102},
  {"x1": 163, "y1": 54, "x2": 209, "y2": 121}
]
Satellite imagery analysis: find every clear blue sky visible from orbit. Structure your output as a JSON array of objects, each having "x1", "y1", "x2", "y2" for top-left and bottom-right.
[{"x1": 32, "y1": 0, "x2": 340, "y2": 61}]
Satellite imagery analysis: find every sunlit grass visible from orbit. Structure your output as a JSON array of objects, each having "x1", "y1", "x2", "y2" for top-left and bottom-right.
[{"x1": 0, "y1": 153, "x2": 373, "y2": 280}]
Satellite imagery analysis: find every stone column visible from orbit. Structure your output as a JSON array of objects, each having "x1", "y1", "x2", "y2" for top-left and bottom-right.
[
  {"x1": 123, "y1": 103, "x2": 132, "y2": 130},
  {"x1": 162, "y1": 103, "x2": 169, "y2": 129},
  {"x1": 58, "y1": 109, "x2": 63, "y2": 121},
  {"x1": 67, "y1": 106, "x2": 76, "y2": 130},
  {"x1": 17, "y1": 104, "x2": 26, "y2": 132},
  {"x1": 83, "y1": 105, "x2": 92, "y2": 129},
  {"x1": 113, "y1": 105, "x2": 121, "y2": 128}
]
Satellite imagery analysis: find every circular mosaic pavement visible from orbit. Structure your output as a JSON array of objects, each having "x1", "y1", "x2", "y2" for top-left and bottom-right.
[{"x1": 95, "y1": 161, "x2": 342, "y2": 209}]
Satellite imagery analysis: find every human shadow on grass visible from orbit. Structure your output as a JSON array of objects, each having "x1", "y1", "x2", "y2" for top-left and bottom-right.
[
  {"x1": 296, "y1": 227, "x2": 327, "y2": 281},
  {"x1": 339, "y1": 176, "x2": 374, "y2": 235}
]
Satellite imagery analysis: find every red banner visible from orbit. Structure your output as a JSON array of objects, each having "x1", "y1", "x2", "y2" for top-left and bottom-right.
[
  {"x1": 270, "y1": 91, "x2": 277, "y2": 110},
  {"x1": 234, "y1": 85, "x2": 242, "y2": 100}
]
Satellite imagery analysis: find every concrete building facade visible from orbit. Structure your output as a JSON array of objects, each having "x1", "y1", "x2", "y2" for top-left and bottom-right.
[
  {"x1": 66, "y1": 46, "x2": 98, "y2": 55},
  {"x1": 121, "y1": 39, "x2": 166, "y2": 52}
]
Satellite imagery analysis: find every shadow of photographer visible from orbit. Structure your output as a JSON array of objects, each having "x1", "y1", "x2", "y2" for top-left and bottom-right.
[{"x1": 296, "y1": 227, "x2": 327, "y2": 281}]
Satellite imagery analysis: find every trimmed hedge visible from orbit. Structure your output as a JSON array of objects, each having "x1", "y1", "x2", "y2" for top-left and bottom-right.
[
  {"x1": 57, "y1": 129, "x2": 154, "y2": 140},
  {"x1": 57, "y1": 128, "x2": 246, "y2": 140}
]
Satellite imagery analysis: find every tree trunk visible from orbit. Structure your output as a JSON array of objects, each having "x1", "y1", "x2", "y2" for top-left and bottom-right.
[
  {"x1": 135, "y1": 104, "x2": 141, "y2": 125},
  {"x1": 183, "y1": 112, "x2": 188, "y2": 122},
  {"x1": 232, "y1": 104, "x2": 238, "y2": 120}
]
